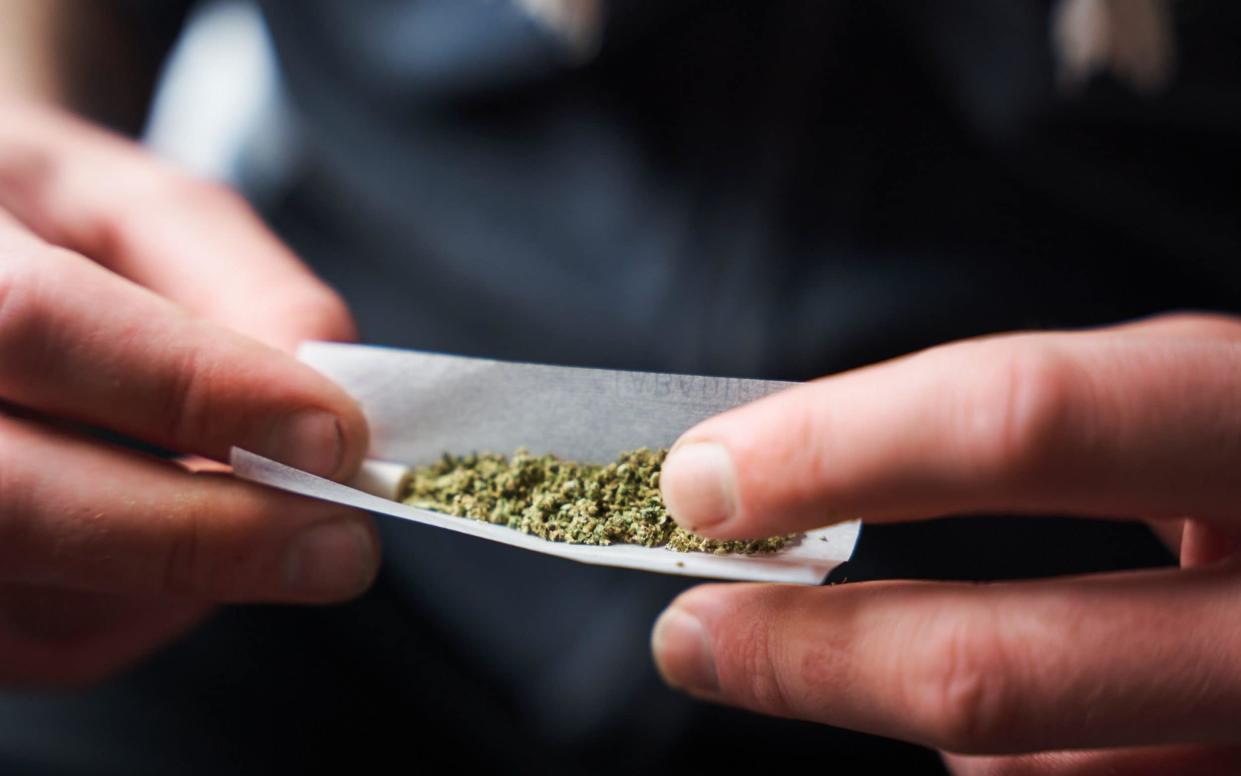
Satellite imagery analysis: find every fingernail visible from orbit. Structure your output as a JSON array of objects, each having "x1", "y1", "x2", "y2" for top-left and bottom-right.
[
  {"x1": 263, "y1": 410, "x2": 344, "y2": 478},
  {"x1": 651, "y1": 607, "x2": 719, "y2": 694},
  {"x1": 283, "y1": 520, "x2": 375, "y2": 597},
  {"x1": 660, "y1": 442, "x2": 737, "y2": 529}
]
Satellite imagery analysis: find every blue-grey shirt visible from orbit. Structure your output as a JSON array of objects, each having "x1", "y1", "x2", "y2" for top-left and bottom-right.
[{"x1": 254, "y1": 0, "x2": 1241, "y2": 750}]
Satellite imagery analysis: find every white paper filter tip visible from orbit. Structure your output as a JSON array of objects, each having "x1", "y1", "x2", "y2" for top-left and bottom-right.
[{"x1": 230, "y1": 343, "x2": 861, "y2": 584}]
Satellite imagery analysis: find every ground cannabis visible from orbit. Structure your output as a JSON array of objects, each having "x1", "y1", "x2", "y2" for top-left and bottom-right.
[{"x1": 400, "y1": 447, "x2": 795, "y2": 555}]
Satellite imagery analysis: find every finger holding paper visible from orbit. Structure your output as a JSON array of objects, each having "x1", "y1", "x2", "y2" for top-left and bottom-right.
[
  {"x1": 233, "y1": 344, "x2": 862, "y2": 584},
  {"x1": 659, "y1": 316, "x2": 1241, "y2": 536},
  {"x1": 652, "y1": 314, "x2": 1241, "y2": 762},
  {"x1": 0, "y1": 220, "x2": 375, "y2": 594},
  {"x1": 0, "y1": 204, "x2": 376, "y2": 684}
]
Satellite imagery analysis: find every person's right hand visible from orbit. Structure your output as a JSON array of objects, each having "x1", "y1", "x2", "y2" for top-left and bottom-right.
[{"x1": 0, "y1": 102, "x2": 378, "y2": 686}]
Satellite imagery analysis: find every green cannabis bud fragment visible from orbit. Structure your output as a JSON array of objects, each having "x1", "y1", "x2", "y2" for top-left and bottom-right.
[{"x1": 401, "y1": 448, "x2": 794, "y2": 555}]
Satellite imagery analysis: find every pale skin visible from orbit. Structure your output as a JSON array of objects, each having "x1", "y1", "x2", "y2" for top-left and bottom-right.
[
  {"x1": 5, "y1": 4, "x2": 1239, "y2": 773},
  {"x1": 0, "y1": 3, "x2": 378, "y2": 686},
  {"x1": 656, "y1": 314, "x2": 1241, "y2": 774}
]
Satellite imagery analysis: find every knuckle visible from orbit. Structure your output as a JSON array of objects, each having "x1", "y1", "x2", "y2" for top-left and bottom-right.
[
  {"x1": 1153, "y1": 311, "x2": 1241, "y2": 339},
  {"x1": 171, "y1": 177, "x2": 250, "y2": 218},
  {"x1": 785, "y1": 402, "x2": 830, "y2": 492},
  {"x1": 156, "y1": 346, "x2": 198, "y2": 447},
  {"x1": 0, "y1": 246, "x2": 61, "y2": 378},
  {"x1": 724, "y1": 618, "x2": 797, "y2": 716},
  {"x1": 156, "y1": 344, "x2": 219, "y2": 451},
  {"x1": 908, "y1": 617, "x2": 1018, "y2": 753},
  {"x1": 734, "y1": 394, "x2": 831, "y2": 519},
  {"x1": 93, "y1": 182, "x2": 165, "y2": 257},
  {"x1": 154, "y1": 490, "x2": 263, "y2": 597},
  {"x1": 96, "y1": 173, "x2": 235, "y2": 257},
  {"x1": 0, "y1": 144, "x2": 63, "y2": 229},
  {"x1": 1148, "y1": 311, "x2": 1212, "y2": 329},
  {"x1": 960, "y1": 341, "x2": 1078, "y2": 486},
  {"x1": 0, "y1": 249, "x2": 33, "y2": 354},
  {"x1": 157, "y1": 500, "x2": 206, "y2": 595}
]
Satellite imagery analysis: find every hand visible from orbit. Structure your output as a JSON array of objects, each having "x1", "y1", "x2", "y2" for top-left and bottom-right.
[
  {"x1": 0, "y1": 102, "x2": 378, "y2": 686},
  {"x1": 652, "y1": 313, "x2": 1241, "y2": 774}
]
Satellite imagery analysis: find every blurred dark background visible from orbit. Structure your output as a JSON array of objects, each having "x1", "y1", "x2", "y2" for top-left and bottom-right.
[{"x1": 3, "y1": 0, "x2": 1239, "y2": 772}]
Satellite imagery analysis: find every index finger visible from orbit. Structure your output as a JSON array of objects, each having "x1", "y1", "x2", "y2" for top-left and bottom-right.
[
  {"x1": 0, "y1": 226, "x2": 367, "y2": 478},
  {"x1": 660, "y1": 317, "x2": 1241, "y2": 539},
  {"x1": 0, "y1": 104, "x2": 353, "y2": 352}
]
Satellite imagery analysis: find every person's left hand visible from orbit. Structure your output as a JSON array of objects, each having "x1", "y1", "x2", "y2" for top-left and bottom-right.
[{"x1": 651, "y1": 313, "x2": 1241, "y2": 775}]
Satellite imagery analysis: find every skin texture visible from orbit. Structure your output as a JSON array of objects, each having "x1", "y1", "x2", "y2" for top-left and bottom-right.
[
  {"x1": 654, "y1": 313, "x2": 1241, "y2": 774},
  {"x1": 0, "y1": 102, "x2": 379, "y2": 686},
  {"x1": 5, "y1": 13, "x2": 1236, "y2": 770}
]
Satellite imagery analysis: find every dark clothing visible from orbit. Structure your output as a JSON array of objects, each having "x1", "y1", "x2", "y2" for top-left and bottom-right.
[
  {"x1": 2, "y1": 1, "x2": 1238, "y2": 772},
  {"x1": 260, "y1": 0, "x2": 1241, "y2": 375}
]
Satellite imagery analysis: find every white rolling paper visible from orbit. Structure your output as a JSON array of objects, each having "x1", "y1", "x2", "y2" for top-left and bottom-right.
[{"x1": 230, "y1": 342, "x2": 860, "y2": 585}]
